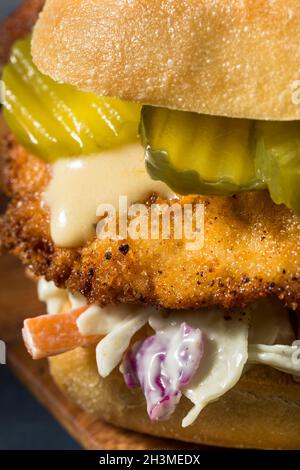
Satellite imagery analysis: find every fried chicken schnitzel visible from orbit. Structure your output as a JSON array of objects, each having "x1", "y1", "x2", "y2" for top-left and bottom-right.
[
  {"x1": 0, "y1": 0, "x2": 299, "y2": 312},
  {"x1": 2, "y1": 0, "x2": 300, "y2": 451},
  {"x1": 1, "y1": 133, "x2": 299, "y2": 310}
]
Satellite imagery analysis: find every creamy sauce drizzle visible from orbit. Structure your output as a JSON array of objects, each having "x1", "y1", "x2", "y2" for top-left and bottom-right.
[{"x1": 44, "y1": 143, "x2": 174, "y2": 247}]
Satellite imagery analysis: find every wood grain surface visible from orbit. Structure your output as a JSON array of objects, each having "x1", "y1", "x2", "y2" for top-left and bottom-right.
[{"x1": 0, "y1": 253, "x2": 201, "y2": 450}]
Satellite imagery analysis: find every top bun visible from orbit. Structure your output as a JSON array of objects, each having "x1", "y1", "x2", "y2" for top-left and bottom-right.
[{"x1": 32, "y1": 0, "x2": 300, "y2": 120}]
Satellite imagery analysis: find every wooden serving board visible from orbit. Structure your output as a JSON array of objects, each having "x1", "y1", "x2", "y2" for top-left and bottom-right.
[{"x1": 0, "y1": 253, "x2": 201, "y2": 450}]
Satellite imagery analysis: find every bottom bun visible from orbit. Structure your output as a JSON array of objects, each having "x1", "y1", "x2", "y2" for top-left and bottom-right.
[{"x1": 49, "y1": 346, "x2": 300, "y2": 449}]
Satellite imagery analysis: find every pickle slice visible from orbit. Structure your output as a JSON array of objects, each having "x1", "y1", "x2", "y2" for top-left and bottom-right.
[
  {"x1": 2, "y1": 36, "x2": 141, "y2": 161},
  {"x1": 141, "y1": 106, "x2": 265, "y2": 196},
  {"x1": 255, "y1": 121, "x2": 300, "y2": 216}
]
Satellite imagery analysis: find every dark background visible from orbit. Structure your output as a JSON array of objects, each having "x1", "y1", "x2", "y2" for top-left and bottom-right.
[
  {"x1": 0, "y1": 0, "x2": 80, "y2": 450},
  {"x1": 1, "y1": 0, "x2": 21, "y2": 20}
]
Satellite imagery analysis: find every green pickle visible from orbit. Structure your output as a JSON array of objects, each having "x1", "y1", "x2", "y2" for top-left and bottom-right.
[
  {"x1": 141, "y1": 106, "x2": 265, "y2": 196},
  {"x1": 3, "y1": 36, "x2": 300, "y2": 215},
  {"x1": 2, "y1": 35, "x2": 141, "y2": 161},
  {"x1": 255, "y1": 121, "x2": 300, "y2": 215},
  {"x1": 141, "y1": 106, "x2": 300, "y2": 215}
]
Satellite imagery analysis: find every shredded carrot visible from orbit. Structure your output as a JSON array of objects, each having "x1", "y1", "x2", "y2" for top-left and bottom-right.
[{"x1": 22, "y1": 307, "x2": 101, "y2": 360}]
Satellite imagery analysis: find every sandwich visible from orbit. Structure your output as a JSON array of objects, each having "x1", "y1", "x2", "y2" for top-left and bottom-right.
[{"x1": 1, "y1": 0, "x2": 300, "y2": 449}]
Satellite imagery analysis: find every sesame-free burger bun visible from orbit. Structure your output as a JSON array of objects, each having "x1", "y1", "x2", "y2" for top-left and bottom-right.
[
  {"x1": 49, "y1": 346, "x2": 300, "y2": 450},
  {"x1": 32, "y1": 0, "x2": 300, "y2": 120}
]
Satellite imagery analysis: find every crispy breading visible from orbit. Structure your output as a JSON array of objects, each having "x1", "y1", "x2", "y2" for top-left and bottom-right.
[
  {"x1": 0, "y1": 0, "x2": 299, "y2": 311},
  {"x1": 1, "y1": 134, "x2": 299, "y2": 310}
]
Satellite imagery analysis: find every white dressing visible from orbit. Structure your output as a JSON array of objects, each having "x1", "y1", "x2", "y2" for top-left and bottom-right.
[
  {"x1": 77, "y1": 304, "x2": 140, "y2": 336},
  {"x1": 37, "y1": 278, "x2": 86, "y2": 314},
  {"x1": 44, "y1": 143, "x2": 173, "y2": 247},
  {"x1": 248, "y1": 344, "x2": 300, "y2": 377},
  {"x1": 69, "y1": 292, "x2": 87, "y2": 310},
  {"x1": 95, "y1": 309, "x2": 152, "y2": 377},
  {"x1": 37, "y1": 278, "x2": 69, "y2": 315},
  {"x1": 37, "y1": 278, "x2": 299, "y2": 427},
  {"x1": 150, "y1": 310, "x2": 249, "y2": 427},
  {"x1": 248, "y1": 300, "x2": 294, "y2": 345}
]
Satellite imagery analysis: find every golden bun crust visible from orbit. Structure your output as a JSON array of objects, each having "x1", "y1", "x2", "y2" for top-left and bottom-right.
[
  {"x1": 49, "y1": 346, "x2": 300, "y2": 450},
  {"x1": 32, "y1": 0, "x2": 300, "y2": 120}
]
